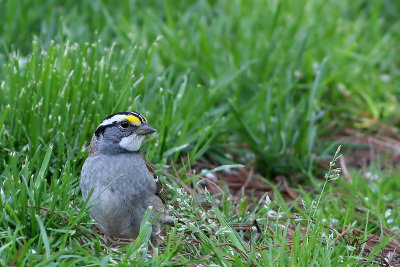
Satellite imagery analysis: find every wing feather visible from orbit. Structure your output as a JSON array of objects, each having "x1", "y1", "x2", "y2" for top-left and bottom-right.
[{"x1": 141, "y1": 154, "x2": 170, "y2": 204}]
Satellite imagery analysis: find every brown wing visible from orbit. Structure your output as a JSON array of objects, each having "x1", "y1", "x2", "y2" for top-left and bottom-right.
[{"x1": 141, "y1": 154, "x2": 170, "y2": 204}]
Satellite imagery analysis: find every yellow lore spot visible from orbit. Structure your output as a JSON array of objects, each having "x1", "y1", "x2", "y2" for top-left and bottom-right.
[{"x1": 125, "y1": 115, "x2": 142, "y2": 125}]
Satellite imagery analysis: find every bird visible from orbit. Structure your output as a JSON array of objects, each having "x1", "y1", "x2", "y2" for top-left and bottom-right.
[{"x1": 80, "y1": 111, "x2": 169, "y2": 246}]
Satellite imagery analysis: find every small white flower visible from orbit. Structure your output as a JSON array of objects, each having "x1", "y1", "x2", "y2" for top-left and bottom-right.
[
  {"x1": 385, "y1": 209, "x2": 392, "y2": 218},
  {"x1": 330, "y1": 218, "x2": 339, "y2": 226},
  {"x1": 294, "y1": 70, "x2": 303, "y2": 78},
  {"x1": 267, "y1": 210, "x2": 283, "y2": 218},
  {"x1": 391, "y1": 226, "x2": 399, "y2": 231},
  {"x1": 224, "y1": 153, "x2": 233, "y2": 159},
  {"x1": 365, "y1": 172, "x2": 379, "y2": 181},
  {"x1": 201, "y1": 169, "x2": 217, "y2": 181},
  {"x1": 380, "y1": 74, "x2": 391, "y2": 83}
]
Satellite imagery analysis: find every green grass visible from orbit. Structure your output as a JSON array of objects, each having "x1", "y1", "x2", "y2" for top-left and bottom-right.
[{"x1": 1, "y1": 0, "x2": 399, "y2": 265}]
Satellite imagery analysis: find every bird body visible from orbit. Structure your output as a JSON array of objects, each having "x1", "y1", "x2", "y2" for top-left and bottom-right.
[
  {"x1": 81, "y1": 151, "x2": 164, "y2": 239},
  {"x1": 80, "y1": 111, "x2": 166, "y2": 245}
]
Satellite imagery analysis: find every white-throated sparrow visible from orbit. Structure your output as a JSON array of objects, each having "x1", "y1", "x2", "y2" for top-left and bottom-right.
[{"x1": 80, "y1": 111, "x2": 169, "y2": 246}]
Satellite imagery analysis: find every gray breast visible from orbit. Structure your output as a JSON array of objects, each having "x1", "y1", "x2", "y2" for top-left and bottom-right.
[{"x1": 80, "y1": 151, "x2": 155, "y2": 238}]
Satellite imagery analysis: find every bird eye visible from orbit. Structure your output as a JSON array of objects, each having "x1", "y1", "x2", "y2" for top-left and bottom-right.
[{"x1": 120, "y1": 121, "x2": 130, "y2": 129}]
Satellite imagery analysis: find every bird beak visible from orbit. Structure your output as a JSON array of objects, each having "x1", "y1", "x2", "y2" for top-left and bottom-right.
[{"x1": 136, "y1": 124, "x2": 156, "y2": 136}]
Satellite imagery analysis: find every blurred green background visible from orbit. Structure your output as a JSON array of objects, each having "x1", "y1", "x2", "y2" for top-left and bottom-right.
[{"x1": 1, "y1": 0, "x2": 399, "y2": 177}]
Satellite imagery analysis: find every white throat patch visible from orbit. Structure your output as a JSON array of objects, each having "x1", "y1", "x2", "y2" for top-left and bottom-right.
[{"x1": 119, "y1": 134, "x2": 144, "y2": 151}]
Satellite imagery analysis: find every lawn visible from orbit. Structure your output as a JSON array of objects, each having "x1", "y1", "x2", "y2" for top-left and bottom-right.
[{"x1": 0, "y1": 0, "x2": 399, "y2": 265}]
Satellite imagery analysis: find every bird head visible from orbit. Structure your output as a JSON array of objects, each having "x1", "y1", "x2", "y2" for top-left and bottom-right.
[{"x1": 92, "y1": 111, "x2": 156, "y2": 153}]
